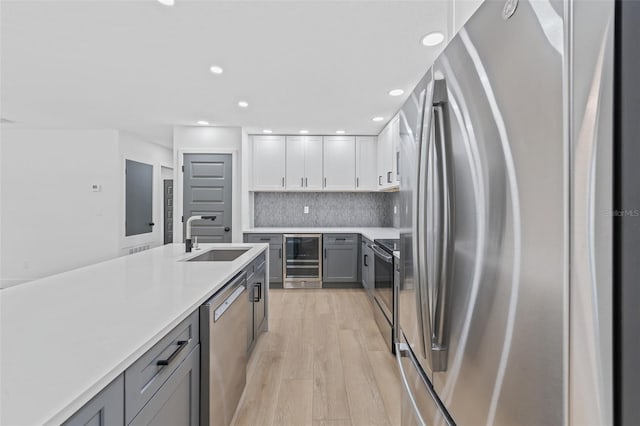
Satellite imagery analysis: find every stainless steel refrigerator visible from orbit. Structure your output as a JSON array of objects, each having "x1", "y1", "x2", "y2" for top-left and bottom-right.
[{"x1": 397, "y1": 0, "x2": 613, "y2": 425}]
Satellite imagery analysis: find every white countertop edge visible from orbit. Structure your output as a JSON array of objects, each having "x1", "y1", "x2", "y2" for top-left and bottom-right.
[{"x1": 20, "y1": 243, "x2": 269, "y2": 426}]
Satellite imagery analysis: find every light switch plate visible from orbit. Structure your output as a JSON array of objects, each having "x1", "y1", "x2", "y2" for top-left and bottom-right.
[
  {"x1": 91, "y1": 184, "x2": 102, "y2": 192},
  {"x1": 304, "y1": 206, "x2": 309, "y2": 214}
]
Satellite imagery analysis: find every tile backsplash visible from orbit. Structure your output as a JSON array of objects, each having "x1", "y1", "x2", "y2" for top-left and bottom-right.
[{"x1": 254, "y1": 192, "x2": 397, "y2": 227}]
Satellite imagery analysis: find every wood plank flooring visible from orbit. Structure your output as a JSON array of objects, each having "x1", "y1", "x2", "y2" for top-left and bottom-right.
[{"x1": 232, "y1": 289, "x2": 401, "y2": 426}]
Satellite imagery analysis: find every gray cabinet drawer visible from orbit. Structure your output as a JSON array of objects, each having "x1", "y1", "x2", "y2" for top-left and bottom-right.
[
  {"x1": 324, "y1": 234, "x2": 357, "y2": 246},
  {"x1": 124, "y1": 311, "x2": 199, "y2": 424},
  {"x1": 129, "y1": 345, "x2": 199, "y2": 426},
  {"x1": 245, "y1": 233, "x2": 283, "y2": 245},
  {"x1": 63, "y1": 375, "x2": 124, "y2": 426}
]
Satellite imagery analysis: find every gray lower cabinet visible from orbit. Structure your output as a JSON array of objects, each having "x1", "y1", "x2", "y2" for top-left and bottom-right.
[
  {"x1": 361, "y1": 237, "x2": 374, "y2": 294},
  {"x1": 247, "y1": 260, "x2": 267, "y2": 354},
  {"x1": 129, "y1": 345, "x2": 200, "y2": 426},
  {"x1": 244, "y1": 233, "x2": 283, "y2": 286},
  {"x1": 63, "y1": 375, "x2": 124, "y2": 426},
  {"x1": 124, "y1": 312, "x2": 199, "y2": 424},
  {"x1": 323, "y1": 234, "x2": 360, "y2": 283}
]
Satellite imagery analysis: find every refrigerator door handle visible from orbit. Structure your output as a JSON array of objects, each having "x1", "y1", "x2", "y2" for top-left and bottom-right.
[
  {"x1": 430, "y1": 101, "x2": 453, "y2": 372},
  {"x1": 395, "y1": 342, "x2": 427, "y2": 426},
  {"x1": 416, "y1": 78, "x2": 435, "y2": 364}
]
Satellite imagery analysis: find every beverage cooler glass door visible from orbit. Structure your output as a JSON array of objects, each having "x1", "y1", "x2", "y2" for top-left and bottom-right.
[{"x1": 284, "y1": 234, "x2": 322, "y2": 288}]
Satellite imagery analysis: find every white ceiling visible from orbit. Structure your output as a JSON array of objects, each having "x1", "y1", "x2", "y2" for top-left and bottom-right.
[{"x1": 1, "y1": 0, "x2": 451, "y2": 147}]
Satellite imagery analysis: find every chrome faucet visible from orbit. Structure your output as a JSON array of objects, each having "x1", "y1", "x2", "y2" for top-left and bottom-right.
[{"x1": 185, "y1": 215, "x2": 216, "y2": 252}]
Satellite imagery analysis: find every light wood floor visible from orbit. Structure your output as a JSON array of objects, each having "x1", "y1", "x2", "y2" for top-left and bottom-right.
[{"x1": 231, "y1": 289, "x2": 402, "y2": 426}]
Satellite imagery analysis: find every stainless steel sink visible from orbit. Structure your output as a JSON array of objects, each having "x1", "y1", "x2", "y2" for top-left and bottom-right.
[{"x1": 186, "y1": 248, "x2": 249, "y2": 262}]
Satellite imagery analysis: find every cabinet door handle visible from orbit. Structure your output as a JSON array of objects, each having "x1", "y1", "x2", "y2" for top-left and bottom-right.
[
  {"x1": 253, "y1": 283, "x2": 261, "y2": 302},
  {"x1": 324, "y1": 177, "x2": 327, "y2": 188},
  {"x1": 364, "y1": 254, "x2": 368, "y2": 267},
  {"x1": 157, "y1": 339, "x2": 189, "y2": 367},
  {"x1": 356, "y1": 177, "x2": 359, "y2": 188},
  {"x1": 305, "y1": 177, "x2": 308, "y2": 187},
  {"x1": 379, "y1": 176, "x2": 383, "y2": 186},
  {"x1": 279, "y1": 248, "x2": 282, "y2": 259},
  {"x1": 387, "y1": 171, "x2": 392, "y2": 183},
  {"x1": 324, "y1": 248, "x2": 327, "y2": 259},
  {"x1": 282, "y1": 177, "x2": 285, "y2": 187},
  {"x1": 301, "y1": 177, "x2": 304, "y2": 187},
  {"x1": 257, "y1": 282, "x2": 262, "y2": 300}
]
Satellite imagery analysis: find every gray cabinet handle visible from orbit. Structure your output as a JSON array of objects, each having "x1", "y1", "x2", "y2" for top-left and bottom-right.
[
  {"x1": 324, "y1": 177, "x2": 327, "y2": 188},
  {"x1": 324, "y1": 248, "x2": 327, "y2": 259},
  {"x1": 356, "y1": 177, "x2": 359, "y2": 187},
  {"x1": 279, "y1": 247, "x2": 282, "y2": 259},
  {"x1": 387, "y1": 171, "x2": 392, "y2": 183},
  {"x1": 282, "y1": 177, "x2": 285, "y2": 187},
  {"x1": 301, "y1": 177, "x2": 304, "y2": 187},
  {"x1": 379, "y1": 176, "x2": 383, "y2": 186},
  {"x1": 305, "y1": 177, "x2": 308, "y2": 187}
]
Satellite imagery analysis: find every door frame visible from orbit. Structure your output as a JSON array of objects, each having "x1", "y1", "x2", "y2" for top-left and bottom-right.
[{"x1": 175, "y1": 149, "x2": 239, "y2": 243}]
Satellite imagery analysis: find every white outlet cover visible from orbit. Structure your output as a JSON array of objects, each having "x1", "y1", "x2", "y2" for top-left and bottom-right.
[
  {"x1": 91, "y1": 184, "x2": 102, "y2": 192},
  {"x1": 394, "y1": 205, "x2": 398, "y2": 214},
  {"x1": 304, "y1": 206, "x2": 309, "y2": 214}
]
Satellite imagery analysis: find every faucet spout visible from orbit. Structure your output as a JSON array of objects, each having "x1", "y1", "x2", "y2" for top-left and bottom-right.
[{"x1": 185, "y1": 215, "x2": 216, "y2": 252}]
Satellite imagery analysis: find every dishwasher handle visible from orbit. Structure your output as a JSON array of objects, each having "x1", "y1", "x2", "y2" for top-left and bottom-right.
[{"x1": 214, "y1": 285, "x2": 246, "y2": 322}]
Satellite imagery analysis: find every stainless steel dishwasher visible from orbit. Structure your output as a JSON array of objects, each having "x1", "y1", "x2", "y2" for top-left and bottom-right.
[{"x1": 200, "y1": 271, "x2": 248, "y2": 426}]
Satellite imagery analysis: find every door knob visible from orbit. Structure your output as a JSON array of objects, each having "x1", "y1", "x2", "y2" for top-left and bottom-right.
[
  {"x1": 224, "y1": 227, "x2": 230, "y2": 232},
  {"x1": 149, "y1": 222, "x2": 155, "y2": 226}
]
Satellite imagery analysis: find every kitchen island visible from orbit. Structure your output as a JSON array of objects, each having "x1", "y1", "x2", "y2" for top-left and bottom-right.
[{"x1": 0, "y1": 243, "x2": 268, "y2": 425}]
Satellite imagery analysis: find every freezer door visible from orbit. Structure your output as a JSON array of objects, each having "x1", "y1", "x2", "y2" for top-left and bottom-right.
[
  {"x1": 396, "y1": 340, "x2": 451, "y2": 426},
  {"x1": 428, "y1": 1, "x2": 566, "y2": 425}
]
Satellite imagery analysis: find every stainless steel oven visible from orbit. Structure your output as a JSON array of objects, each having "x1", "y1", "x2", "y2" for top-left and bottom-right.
[
  {"x1": 372, "y1": 239, "x2": 398, "y2": 352},
  {"x1": 283, "y1": 234, "x2": 322, "y2": 288}
]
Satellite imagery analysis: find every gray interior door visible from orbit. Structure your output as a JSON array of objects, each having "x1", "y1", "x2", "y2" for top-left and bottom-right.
[
  {"x1": 164, "y1": 179, "x2": 173, "y2": 244},
  {"x1": 183, "y1": 154, "x2": 232, "y2": 243},
  {"x1": 126, "y1": 159, "x2": 154, "y2": 236}
]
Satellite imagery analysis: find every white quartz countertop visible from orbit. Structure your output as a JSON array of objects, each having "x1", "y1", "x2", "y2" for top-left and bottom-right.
[
  {"x1": 0, "y1": 243, "x2": 268, "y2": 426},
  {"x1": 244, "y1": 227, "x2": 399, "y2": 241}
]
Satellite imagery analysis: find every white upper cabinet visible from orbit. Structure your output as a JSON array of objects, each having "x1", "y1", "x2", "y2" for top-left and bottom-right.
[
  {"x1": 355, "y1": 136, "x2": 378, "y2": 191},
  {"x1": 392, "y1": 115, "x2": 400, "y2": 184},
  {"x1": 305, "y1": 136, "x2": 323, "y2": 190},
  {"x1": 323, "y1": 136, "x2": 356, "y2": 191},
  {"x1": 285, "y1": 136, "x2": 306, "y2": 190},
  {"x1": 285, "y1": 136, "x2": 323, "y2": 190},
  {"x1": 252, "y1": 135, "x2": 286, "y2": 191},
  {"x1": 377, "y1": 115, "x2": 400, "y2": 191}
]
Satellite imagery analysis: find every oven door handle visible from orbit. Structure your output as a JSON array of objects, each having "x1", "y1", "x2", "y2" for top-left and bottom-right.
[{"x1": 371, "y1": 244, "x2": 393, "y2": 263}]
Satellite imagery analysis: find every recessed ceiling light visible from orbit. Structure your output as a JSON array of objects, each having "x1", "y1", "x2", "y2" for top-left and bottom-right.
[
  {"x1": 372, "y1": 117, "x2": 384, "y2": 122},
  {"x1": 299, "y1": 130, "x2": 309, "y2": 134},
  {"x1": 389, "y1": 89, "x2": 404, "y2": 97},
  {"x1": 209, "y1": 65, "x2": 223, "y2": 75},
  {"x1": 336, "y1": 130, "x2": 345, "y2": 134},
  {"x1": 421, "y1": 32, "x2": 445, "y2": 47},
  {"x1": 263, "y1": 129, "x2": 273, "y2": 134},
  {"x1": 197, "y1": 120, "x2": 209, "y2": 125},
  {"x1": 157, "y1": 0, "x2": 174, "y2": 5},
  {"x1": 238, "y1": 101, "x2": 249, "y2": 108}
]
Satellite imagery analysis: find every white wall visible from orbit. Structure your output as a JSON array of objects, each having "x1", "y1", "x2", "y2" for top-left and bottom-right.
[
  {"x1": 0, "y1": 129, "x2": 120, "y2": 288},
  {"x1": 118, "y1": 131, "x2": 173, "y2": 255},
  {"x1": 173, "y1": 126, "x2": 243, "y2": 243}
]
